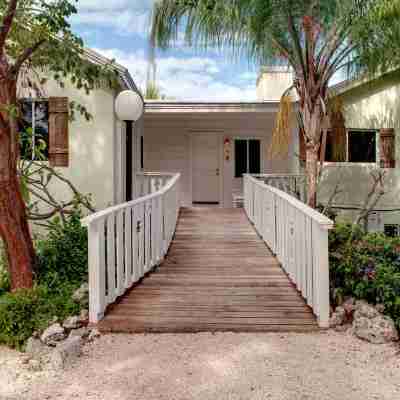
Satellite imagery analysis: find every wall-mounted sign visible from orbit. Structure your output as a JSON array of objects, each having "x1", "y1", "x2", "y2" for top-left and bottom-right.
[{"x1": 224, "y1": 138, "x2": 231, "y2": 161}]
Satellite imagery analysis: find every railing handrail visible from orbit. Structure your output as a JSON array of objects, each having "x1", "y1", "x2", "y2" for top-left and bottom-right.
[
  {"x1": 136, "y1": 171, "x2": 177, "y2": 177},
  {"x1": 251, "y1": 173, "x2": 306, "y2": 178},
  {"x1": 82, "y1": 173, "x2": 181, "y2": 226},
  {"x1": 245, "y1": 174, "x2": 333, "y2": 229},
  {"x1": 244, "y1": 173, "x2": 333, "y2": 328}
]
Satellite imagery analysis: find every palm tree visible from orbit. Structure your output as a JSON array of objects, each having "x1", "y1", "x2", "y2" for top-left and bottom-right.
[{"x1": 150, "y1": 0, "x2": 388, "y2": 208}]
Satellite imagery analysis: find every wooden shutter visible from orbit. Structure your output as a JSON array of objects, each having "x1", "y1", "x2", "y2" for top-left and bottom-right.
[
  {"x1": 49, "y1": 97, "x2": 69, "y2": 167},
  {"x1": 380, "y1": 128, "x2": 395, "y2": 168}
]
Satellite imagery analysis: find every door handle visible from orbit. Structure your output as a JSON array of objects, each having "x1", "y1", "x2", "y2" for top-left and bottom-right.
[{"x1": 216, "y1": 168, "x2": 220, "y2": 176}]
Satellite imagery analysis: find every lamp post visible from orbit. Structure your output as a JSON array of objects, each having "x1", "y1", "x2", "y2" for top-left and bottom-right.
[{"x1": 115, "y1": 90, "x2": 144, "y2": 201}]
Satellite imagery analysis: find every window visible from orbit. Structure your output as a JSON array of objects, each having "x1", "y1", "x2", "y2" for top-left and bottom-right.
[
  {"x1": 234, "y1": 139, "x2": 261, "y2": 178},
  {"x1": 19, "y1": 100, "x2": 49, "y2": 160},
  {"x1": 384, "y1": 224, "x2": 400, "y2": 238},
  {"x1": 325, "y1": 129, "x2": 376, "y2": 163}
]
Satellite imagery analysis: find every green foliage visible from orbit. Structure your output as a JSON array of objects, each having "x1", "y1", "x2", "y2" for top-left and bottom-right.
[
  {"x1": 351, "y1": 0, "x2": 400, "y2": 74},
  {"x1": 151, "y1": 0, "x2": 375, "y2": 69},
  {"x1": 145, "y1": 82, "x2": 166, "y2": 100},
  {"x1": 0, "y1": 242, "x2": 10, "y2": 296},
  {"x1": 0, "y1": 211, "x2": 87, "y2": 348},
  {"x1": 36, "y1": 208, "x2": 88, "y2": 288},
  {"x1": 0, "y1": 284, "x2": 80, "y2": 349},
  {"x1": 329, "y1": 223, "x2": 400, "y2": 328},
  {"x1": 1, "y1": 0, "x2": 119, "y2": 119}
]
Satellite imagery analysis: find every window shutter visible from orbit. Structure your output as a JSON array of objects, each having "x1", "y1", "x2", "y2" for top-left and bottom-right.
[
  {"x1": 49, "y1": 97, "x2": 69, "y2": 167},
  {"x1": 380, "y1": 128, "x2": 395, "y2": 168}
]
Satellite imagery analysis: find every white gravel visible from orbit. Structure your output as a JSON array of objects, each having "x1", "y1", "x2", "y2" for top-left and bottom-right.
[{"x1": 1, "y1": 330, "x2": 400, "y2": 400}]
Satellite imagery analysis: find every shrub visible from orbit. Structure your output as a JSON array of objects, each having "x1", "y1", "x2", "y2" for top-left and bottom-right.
[
  {"x1": 0, "y1": 210, "x2": 88, "y2": 349},
  {"x1": 0, "y1": 284, "x2": 80, "y2": 349},
  {"x1": 329, "y1": 223, "x2": 400, "y2": 328},
  {"x1": 36, "y1": 208, "x2": 88, "y2": 287}
]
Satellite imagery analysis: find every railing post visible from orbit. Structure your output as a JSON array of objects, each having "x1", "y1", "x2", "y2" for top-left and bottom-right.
[
  {"x1": 314, "y1": 226, "x2": 330, "y2": 328},
  {"x1": 88, "y1": 219, "x2": 105, "y2": 324}
]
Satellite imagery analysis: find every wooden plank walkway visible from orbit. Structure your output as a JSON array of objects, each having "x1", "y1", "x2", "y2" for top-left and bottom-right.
[{"x1": 98, "y1": 208, "x2": 318, "y2": 333}]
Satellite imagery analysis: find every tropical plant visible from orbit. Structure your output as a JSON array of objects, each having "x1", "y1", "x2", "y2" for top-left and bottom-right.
[
  {"x1": 150, "y1": 0, "x2": 396, "y2": 208},
  {"x1": 0, "y1": 0, "x2": 118, "y2": 290},
  {"x1": 144, "y1": 81, "x2": 165, "y2": 99}
]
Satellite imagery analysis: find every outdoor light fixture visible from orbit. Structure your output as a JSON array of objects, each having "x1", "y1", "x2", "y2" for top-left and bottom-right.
[
  {"x1": 115, "y1": 90, "x2": 144, "y2": 122},
  {"x1": 115, "y1": 90, "x2": 144, "y2": 202}
]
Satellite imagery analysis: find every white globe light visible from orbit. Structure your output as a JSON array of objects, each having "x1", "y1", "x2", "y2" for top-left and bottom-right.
[{"x1": 115, "y1": 90, "x2": 144, "y2": 122}]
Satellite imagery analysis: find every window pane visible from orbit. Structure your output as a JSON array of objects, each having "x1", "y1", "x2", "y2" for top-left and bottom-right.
[
  {"x1": 19, "y1": 101, "x2": 33, "y2": 160},
  {"x1": 34, "y1": 101, "x2": 49, "y2": 159},
  {"x1": 348, "y1": 131, "x2": 376, "y2": 163},
  {"x1": 325, "y1": 132, "x2": 336, "y2": 162},
  {"x1": 19, "y1": 100, "x2": 49, "y2": 160},
  {"x1": 384, "y1": 224, "x2": 399, "y2": 237},
  {"x1": 235, "y1": 140, "x2": 248, "y2": 178},
  {"x1": 249, "y1": 139, "x2": 261, "y2": 174}
]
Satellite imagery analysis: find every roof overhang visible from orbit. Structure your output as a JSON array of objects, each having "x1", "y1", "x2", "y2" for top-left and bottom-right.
[
  {"x1": 83, "y1": 48, "x2": 140, "y2": 94},
  {"x1": 145, "y1": 101, "x2": 280, "y2": 114}
]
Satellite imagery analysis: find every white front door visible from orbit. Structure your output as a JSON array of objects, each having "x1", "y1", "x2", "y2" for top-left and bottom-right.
[{"x1": 192, "y1": 134, "x2": 220, "y2": 203}]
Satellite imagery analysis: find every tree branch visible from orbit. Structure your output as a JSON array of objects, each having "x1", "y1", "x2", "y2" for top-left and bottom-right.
[
  {"x1": 0, "y1": 0, "x2": 18, "y2": 54},
  {"x1": 354, "y1": 170, "x2": 386, "y2": 228},
  {"x1": 10, "y1": 39, "x2": 46, "y2": 75}
]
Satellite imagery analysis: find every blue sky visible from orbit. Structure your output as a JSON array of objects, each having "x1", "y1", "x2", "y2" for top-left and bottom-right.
[{"x1": 70, "y1": 0, "x2": 259, "y2": 101}]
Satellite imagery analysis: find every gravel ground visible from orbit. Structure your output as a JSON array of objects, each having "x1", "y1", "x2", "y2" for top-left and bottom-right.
[{"x1": 1, "y1": 330, "x2": 400, "y2": 400}]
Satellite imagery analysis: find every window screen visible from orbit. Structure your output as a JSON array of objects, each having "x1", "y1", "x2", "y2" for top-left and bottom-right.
[
  {"x1": 235, "y1": 140, "x2": 248, "y2": 178},
  {"x1": 235, "y1": 139, "x2": 261, "y2": 177},
  {"x1": 19, "y1": 100, "x2": 49, "y2": 160},
  {"x1": 348, "y1": 130, "x2": 376, "y2": 163},
  {"x1": 249, "y1": 140, "x2": 261, "y2": 174},
  {"x1": 384, "y1": 224, "x2": 400, "y2": 237}
]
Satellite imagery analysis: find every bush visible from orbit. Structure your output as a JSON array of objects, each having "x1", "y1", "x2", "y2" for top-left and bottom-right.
[
  {"x1": 0, "y1": 210, "x2": 88, "y2": 349},
  {"x1": 36, "y1": 209, "x2": 88, "y2": 287},
  {"x1": 0, "y1": 284, "x2": 80, "y2": 349},
  {"x1": 329, "y1": 223, "x2": 400, "y2": 328}
]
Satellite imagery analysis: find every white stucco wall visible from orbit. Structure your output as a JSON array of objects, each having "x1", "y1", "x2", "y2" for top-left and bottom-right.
[
  {"x1": 318, "y1": 72, "x2": 400, "y2": 228},
  {"x1": 256, "y1": 67, "x2": 293, "y2": 101}
]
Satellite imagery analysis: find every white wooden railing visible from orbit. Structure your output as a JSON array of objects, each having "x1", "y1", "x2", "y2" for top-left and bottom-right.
[
  {"x1": 136, "y1": 172, "x2": 177, "y2": 197},
  {"x1": 244, "y1": 174, "x2": 333, "y2": 328},
  {"x1": 252, "y1": 174, "x2": 307, "y2": 202},
  {"x1": 82, "y1": 173, "x2": 181, "y2": 323}
]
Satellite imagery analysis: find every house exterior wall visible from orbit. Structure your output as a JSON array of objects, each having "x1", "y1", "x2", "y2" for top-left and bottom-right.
[
  {"x1": 318, "y1": 72, "x2": 400, "y2": 229},
  {"x1": 143, "y1": 108, "x2": 298, "y2": 207},
  {"x1": 256, "y1": 66, "x2": 293, "y2": 101},
  {"x1": 34, "y1": 79, "x2": 122, "y2": 214}
]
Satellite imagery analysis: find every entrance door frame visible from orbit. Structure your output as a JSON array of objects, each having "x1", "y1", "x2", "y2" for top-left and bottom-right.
[{"x1": 189, "y1": 130, "x2": 224, "y2": 206}]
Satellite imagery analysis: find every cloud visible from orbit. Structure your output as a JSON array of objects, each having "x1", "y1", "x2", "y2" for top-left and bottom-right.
[
  {"x1": 95, "y1": 48, "x2": 257, "y2": 101},
  {"x1": 71, "y1": 0, "x2": 155, "y2": 36}
]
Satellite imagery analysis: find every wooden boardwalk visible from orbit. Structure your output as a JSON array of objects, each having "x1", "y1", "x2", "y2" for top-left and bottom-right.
[{"x1": 98, "y1": 208, "x2": 318, "y2": 333}]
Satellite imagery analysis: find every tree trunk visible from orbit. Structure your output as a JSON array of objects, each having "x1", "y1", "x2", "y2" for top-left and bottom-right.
[
  {"x1": 305, "y1": 146, "x2": 319, "y2": 209},
  {"x1": 0, "y1": 60, "x2": 35, "y2": 290},
  {"x1": 0, "y1": 175, "x2": 35, "y2": 289},
  {"x1": 299, "y1": 93, "x2": 324, "y2": 210}
]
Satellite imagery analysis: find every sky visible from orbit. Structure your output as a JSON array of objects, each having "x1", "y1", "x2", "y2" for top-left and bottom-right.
[{"x1": 70, "y1": 0, "x2": 259, "y2": 101}]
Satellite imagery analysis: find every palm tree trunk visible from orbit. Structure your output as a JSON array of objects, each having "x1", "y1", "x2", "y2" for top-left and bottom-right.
[
  {"x1": 305, "y1": 146, "x2": 319, "y2": 208},
  {"x1": 300, "y1": 97, "x2": 324, "y2": 209}
]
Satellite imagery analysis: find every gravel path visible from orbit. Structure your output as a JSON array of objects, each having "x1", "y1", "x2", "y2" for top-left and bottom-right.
[{"x1": 1, "y1": 330, "x2": 400, "y2": 400}]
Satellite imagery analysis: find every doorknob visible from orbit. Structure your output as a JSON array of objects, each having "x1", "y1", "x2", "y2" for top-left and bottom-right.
[{"x1": 216, "y1": 168, "x2": 220, "y2": 176}]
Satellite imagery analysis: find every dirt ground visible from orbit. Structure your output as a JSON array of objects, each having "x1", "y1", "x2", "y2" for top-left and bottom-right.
[{"x1": 1, "y1": 330, "x2": 400, "y2": 400}]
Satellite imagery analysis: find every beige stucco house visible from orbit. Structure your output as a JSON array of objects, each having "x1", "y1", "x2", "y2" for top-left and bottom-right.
[{"x1": 28, "y1": 49, "x2": 399, "y2": 235}]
